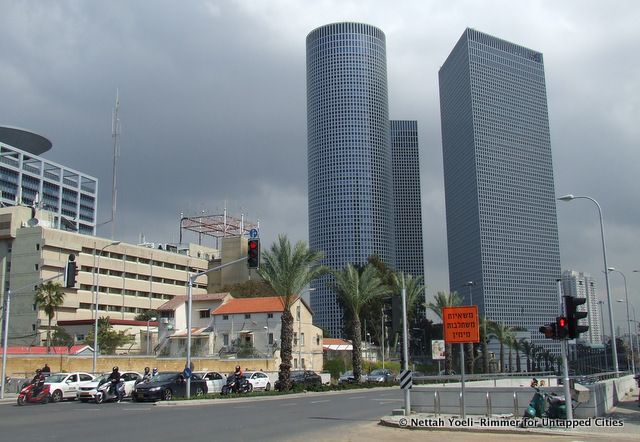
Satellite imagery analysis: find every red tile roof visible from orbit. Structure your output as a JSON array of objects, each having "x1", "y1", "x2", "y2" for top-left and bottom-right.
[
  {"x1": 323, "y1": 338, "x2": 351, "y2": 346},
  {"x1": 157, "y1": 293, "x2": 230, "y2": 311},
  {"x1": 57, "y1": 319, "x2": 158, "y2": 327},
  {"x1": 212, "y1": 296, "x2": 300, "y2": 315}
]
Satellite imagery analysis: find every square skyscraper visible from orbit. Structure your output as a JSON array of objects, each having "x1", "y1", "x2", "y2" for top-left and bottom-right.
[{"x1": 439, "y1": 29, "x2": 561, "y2": 348}]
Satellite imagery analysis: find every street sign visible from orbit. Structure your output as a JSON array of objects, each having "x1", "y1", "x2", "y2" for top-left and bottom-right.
[
  {"x1": 183, "y1": 367, "x2": 192, "y2": 378},
  {"x1": 249, "y1": 228, "x2": 259, "y2": 238},
  {"x1": 399, "y1": 369, "x2": 412, "y2": 390},
  {"x1": 442, "y1": 306, "x2": 480, "y2": 344}
]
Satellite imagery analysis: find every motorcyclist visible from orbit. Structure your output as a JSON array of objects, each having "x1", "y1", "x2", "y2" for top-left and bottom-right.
[
  {"x1": 30, "y1": 369, "x2": 45, "y2": 396},
  {"x1": 107, "y1": 366, "x2": 122, "y2": 402},
  {"x1": 152, "y1": 368, "x2": 159, "y2": 377},
  {"x1": 232, "y1": 365, "x2": 245, "y2": 393}
]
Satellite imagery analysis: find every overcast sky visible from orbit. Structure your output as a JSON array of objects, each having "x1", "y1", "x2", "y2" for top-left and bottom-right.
[{"x1": 1, "y1": 1, "x2": 638, "y2": 328}]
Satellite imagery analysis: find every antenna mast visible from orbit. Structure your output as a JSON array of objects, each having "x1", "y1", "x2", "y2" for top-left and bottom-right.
[{"x1": 110, "y1": 89, "x2": 121, "y2": 239}]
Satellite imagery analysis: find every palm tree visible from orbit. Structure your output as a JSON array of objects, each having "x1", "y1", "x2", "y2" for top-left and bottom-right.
[
  {"x1": 257, "y1": 235, "x2": 327, "y2": 391},
  {"x1": 427, "y1": 291, "x2": 463, "y2": 373},
  {"x1": 480, "y1": 315, "x2": 491, "y2": 373},
  {"x1": 392, "y1": 272, "x2": 425, "y2": 365},
  {"x1": 34, "y1": 281, "x2": 65, "y2": 353},
  {"x1": 505, "y1": 333, "x2": 514, "y2": 373},
  {"x1": 534, "y1": 346, "x2": 544, "y2": 372},
  {"x1": 512, "y1": 338, "x2": 522, "y2": 372},
  {"x1": 331, "y1": 264, "x2": 388, "y2": 381},
  {"x1": 488, "y1": 321, "x2": 512, "y2": 372},
  {"x1": 520, "y1": 339, "x2": 533, "y2": 372}
]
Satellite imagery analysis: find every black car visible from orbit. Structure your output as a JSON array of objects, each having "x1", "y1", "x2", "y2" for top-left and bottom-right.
[
  {"x1": 275, "y1": 370, "x2": 322, "y2": 390},
  {"x1": 132, "y1": 372, "x2": 208, "y2": 401}
]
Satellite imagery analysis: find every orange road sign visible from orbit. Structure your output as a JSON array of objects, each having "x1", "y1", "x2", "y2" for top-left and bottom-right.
[{"x1": 442, "y1": 306, "x2": 480, "y2": 343}]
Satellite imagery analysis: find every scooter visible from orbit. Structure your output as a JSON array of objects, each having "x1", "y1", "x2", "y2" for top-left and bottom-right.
[
  {"x1": 221, "y1": 375, "x2": 252, "y2": 395},
  {"x1": 521, "y1": 380, "x2": 567, "y2": 424},
  {"x1": 94, "y1": 380, "x2": 125, "y2": 404},
  {"x1": 17, "y1": 383, "x2": 51, "y2": 406}
]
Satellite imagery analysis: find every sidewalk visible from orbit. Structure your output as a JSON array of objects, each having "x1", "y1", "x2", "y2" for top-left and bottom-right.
[{"x1": 380, "y1": 389, "x2": 640, "y2": 439}]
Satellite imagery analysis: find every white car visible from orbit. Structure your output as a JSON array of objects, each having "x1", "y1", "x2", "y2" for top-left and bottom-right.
[
  {"x1": 194, "y1": 371, "x2": 227, "y2": 394},
  {"x1": 45, "y1": 372, "x2": 95, "y2": 402},
  {"x1": 243, "y1": 371, "x2": 271, "y2": 391},
  {"x1": 76, "y1": 371, "x2": 142, "y2": 402}
]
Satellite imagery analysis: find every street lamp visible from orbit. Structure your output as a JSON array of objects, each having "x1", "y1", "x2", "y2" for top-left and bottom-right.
[
  {"x1": 464, "y1": 281, "x2": 475, "y2": 306},
  {"x1": 557, "y1": 194, "x2": 618, "y2": 373},
  {"x1": 93, "y1": 241, "x2": 121, "y2": 374},
  {"x1": 147, "y1": 317, "x2": 157, "y2": 355},
  {"x1": 264, "y1": 326, "x2": 269, "y2": 355},
  {"x1": 609, "y1": 267, "x2": 634, "y2": 372}
]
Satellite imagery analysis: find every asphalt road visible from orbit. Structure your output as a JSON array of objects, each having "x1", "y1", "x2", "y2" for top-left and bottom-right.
[{"x1": 0, "y1": 388, "x2": 404, "y2": 442}]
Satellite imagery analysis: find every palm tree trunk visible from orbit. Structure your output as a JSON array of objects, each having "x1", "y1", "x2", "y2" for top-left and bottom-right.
[
  {"x1": 445, "y1": 343, "x2": 453, "y2": 373},
  {"x1": 352, "y1": 316, "x2": 363, "y2": 381},
  {"x1": 508, "y1": 345, "x2": 513, "y2": 373},
  {"x1": 482, "y1": 340, "x2": 489, "y2": 373},
  {"x1": 47, "y1": 316, "x2": 52, "y2": 353},
  {"x1": 516, "y1": 348, "x2": 521, "y2": 372},
  {"x1": 499, "y1": 342, "x2": 504, "y2": 372},
  {"x1": 466, "y1": 343, "x2": 474, "y2": 374},
  {"x1": 279, "y1": 308, "x2": 294, "y2": 390}
]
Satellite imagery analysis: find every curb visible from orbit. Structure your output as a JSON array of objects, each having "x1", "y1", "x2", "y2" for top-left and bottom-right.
[{"x1": 155, "y1": 386, "x2": 398, "y2": 407}]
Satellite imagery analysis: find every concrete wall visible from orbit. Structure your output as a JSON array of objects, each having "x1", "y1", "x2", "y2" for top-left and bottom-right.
[{"x1": 3, "y1": 355, "x2": 280, "y2": 378}]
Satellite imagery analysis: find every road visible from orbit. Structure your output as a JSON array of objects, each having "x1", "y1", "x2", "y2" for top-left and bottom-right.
[{"x1": 0, "y1": 388, "x2": 404, "y2": 442}]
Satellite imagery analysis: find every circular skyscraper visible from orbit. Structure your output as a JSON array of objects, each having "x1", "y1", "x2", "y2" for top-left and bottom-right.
[{"x1": 306, "y1": 22, "x2": 395, "y2": 338}]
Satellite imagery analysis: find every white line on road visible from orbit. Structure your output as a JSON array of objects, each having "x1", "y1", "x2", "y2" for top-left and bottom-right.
[
  {"x1": 279, "y1": 403, "x2": 297, "y2": 406},
  {"x1": 310, "y1": 399, "x2": 330, "y2": 404},
  {"x1": 347, "y1": 396, "x2": 367, "y2": 399}
]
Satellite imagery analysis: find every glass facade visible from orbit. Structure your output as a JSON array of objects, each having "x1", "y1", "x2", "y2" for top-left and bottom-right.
[
  {"x1": 391, "y1": 120, "x2": 424, "y2": 279},
  {"x1": 439, "y1": 29, "x2": 561, "y2": 350},
  {"x1": 307, "y1": 22, "x2": 395, "y2": 337},
  {"x1": 0, "y1": 141, "x2": 97, "y2": 234}
]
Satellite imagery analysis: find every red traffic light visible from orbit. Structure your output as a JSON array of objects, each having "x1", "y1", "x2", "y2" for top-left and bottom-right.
[
  {"x1": 247, "y1": 239, "x2": 260, "y2": 269},
  {"x1": 249, "y1": 240, "x2": 258, "y2": 250},
  {"x1": 558, "y1": 317, "x2": 566, "y2": 328}
]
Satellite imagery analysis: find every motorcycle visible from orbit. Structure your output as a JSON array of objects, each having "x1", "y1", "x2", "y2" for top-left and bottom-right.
[
  {"x1": 17, "y1": 383, "x2": 51, "y2": 406},
  {"x1": 521, "y1": 381, "x2": 567, "y2": 425},
  {"x1": 94, "y1": 380, "x2": 126, "y2": 404},
  {"x1": 221, "y1": 374, "x2": 252, "y2": 395}
]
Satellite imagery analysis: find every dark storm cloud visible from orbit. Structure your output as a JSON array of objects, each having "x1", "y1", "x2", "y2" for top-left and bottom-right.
[{"x1": 1, "y1": 1, "x2": 638, "y2": 323}]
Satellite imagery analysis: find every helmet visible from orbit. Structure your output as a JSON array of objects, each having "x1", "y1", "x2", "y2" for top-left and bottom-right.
[
  {"x1": 113, "y1": 366, "x2": 119, "y2": 372},
  {"x1": 235, "y1": 365, "x2": 241, "y2": 371},
  {"x1": 152, "y1": 368, "x2": 158, "y2": 375},
  {"x1": 35, "y1": 369, "x2": 42, "y2": 374}
]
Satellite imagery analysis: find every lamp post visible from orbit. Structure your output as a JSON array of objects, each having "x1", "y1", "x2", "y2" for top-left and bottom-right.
[
  {"x1": 464, "y1": 281, "x2": 475, "y2": 306},
  {"x1": 92, "y1": 241, "x2": 121, "y2": 374},
  {"x1": 609, "y1": 267, "x2": 634, "y2": 373},
  {"x1": 264, "y1": 326, "x2": 269, "y2": 355},
  {"x1": 147, "y1": 316, "x2": 157, "y2": 355},
  {"x1": 557, "y1": 194, "x2": 618, "y2": 373}
]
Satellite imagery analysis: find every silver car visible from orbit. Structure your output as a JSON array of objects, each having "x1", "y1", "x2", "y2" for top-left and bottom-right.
[
  {"x1": 193, "y1": 371, "x2": 226, "y2": 394},
  {"x1": 367, "y1": 369, "x2": 394, "y2": 383}
]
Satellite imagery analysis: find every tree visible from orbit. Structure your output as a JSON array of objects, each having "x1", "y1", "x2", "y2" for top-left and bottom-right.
[
  {"x1": 479, "y1": 315, "x2": 491, "y2": 373},
  {"x1": 427, "y1": 291, "x2": 463, "y2": 373},
  {"x1": 488, "y1": 321, "x2": 512, "y2": 372},
  {"x1": 512, "y1": 337, "x2": 522, "y2": 373},
  {"x1": 34, "y1": 281, "x2": 65, "y2": 352},
  {"x1": 257, "y1": 235, "x2": 327, "y2": 391},
  {"x1": 220, "y1": 279, "x2": 277, "y2": 298},
  {"x1": 331, "y1": 264, "x2": 388, "y2": 382},
  {"x1": 520, "y1": 339, "x2": 533, "y2": 372},
  {"x1": 134, "y1": 310, "x2": 159, "y2": 322},
  {"x1": 84, "y1": 317, "x2": 135, "y2": 354},
  {"x1": 51, "y1": 326, "x2": 74, "y2": 348}
]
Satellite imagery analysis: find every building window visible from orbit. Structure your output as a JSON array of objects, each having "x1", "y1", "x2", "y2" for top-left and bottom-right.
[
  {"x1": 301, "y1": 358, "x2": 305, "y2": 369},
  {"x1": 223, "y1": 334, "x2": 229, "y2": 346},
  {"x1": 223, "y1": 315, "x2": 229, "y2": 320},
  {"x1": 199, "y1": 310, "x2": 210, "y2": 319},
  {"x1": 293, "y1": 359, "x2": 297, "y2": 368},
  {"x1": 267, "y1": 313, "x2": 274, "y2": 319},
  {"x1": 268, "y1": 333, "x2": 274, "y2": 345},
  {"x1": 76, "y1": 334, "x2": 85, "y2": 342},
  {"x1": 293, "y1": 333, "x2": 298, "y2": 346},
  {"x1": 36, "y1": 244, "x2": 40, "y2": 250},
  {"x1": 245, "y1": 314, "x2": 251, "y2": 319},
  {"x1": 35, "y1": 264, "x2": 39, "y2": 270},
  {"x1": 300, "y1": 333, "x2": 305, "y2": 346}
]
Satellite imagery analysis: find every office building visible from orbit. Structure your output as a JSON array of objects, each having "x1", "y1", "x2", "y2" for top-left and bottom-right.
[
  {"x1": 0, "y1": 126, "x2": 97, "y2": 235},
  {"x1": 391, "y1": 120, "x2": 424, "y2": 279},
  {"x1": 562, "y1": 270, "x2": 602, "y2": 345},
  {"x1": 439, "y1": 29, "x2": 561, "y2": 349},
  {"x1": 306, "y1": 22, "x2": 397, "y2": 338}
]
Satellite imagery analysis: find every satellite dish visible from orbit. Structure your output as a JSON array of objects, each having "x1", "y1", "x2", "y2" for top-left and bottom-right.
[{"x1": 27, "y1": 218, "x2": 39, "y2": 227}]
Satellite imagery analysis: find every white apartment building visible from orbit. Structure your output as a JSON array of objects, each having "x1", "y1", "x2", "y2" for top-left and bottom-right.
[{"x1": 562, "y1": 270, "x2": 602, "y2": 345}]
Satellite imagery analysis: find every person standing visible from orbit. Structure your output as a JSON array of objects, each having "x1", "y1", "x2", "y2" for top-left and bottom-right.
[{"x1": 42, "y1": 364, "x2": 51, "y2": 374}]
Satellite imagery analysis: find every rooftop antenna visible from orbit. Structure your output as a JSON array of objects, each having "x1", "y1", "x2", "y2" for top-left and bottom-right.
[{"x1": 110, "y1": 89, "x2": 121, "y2": 239}]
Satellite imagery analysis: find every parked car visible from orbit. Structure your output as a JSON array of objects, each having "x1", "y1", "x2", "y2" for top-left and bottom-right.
[
  {"x1": 243, "y1": 371, "x2": 272, "y2": 391},
  {"x1": 367, "y1": 369, "x2": 394, "y2": 383},
  {"x1": 45, "y1": 372, "x2": 95, "y2": 402},
  {"x1": 338, "y1": 370, "x2": 359, "y2": 384},
  {"x1": 76, "y1": 371, "x2": 141, "y2": 402},
  {"x1": 193, "y1": 371, "x2": 227, "y2": 394},
  {"x1": 132, "y1": 372, "x2": 208, "y2": 401},
  {"x1": 276, "y1": 370, "x2": 322, "y2": 390}
]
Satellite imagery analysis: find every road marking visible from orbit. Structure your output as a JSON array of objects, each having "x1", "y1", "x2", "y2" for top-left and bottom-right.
[
  {"x1": 310, "y1": 399, "x2": 330, "y2": 404},
  {"x1": 233, "y1": 405, "x2": 255, "y2": 409},
  {"x1": 347, "y1": 396, "x2": 366, "y2": 399},
  {"x1": 279, "y1": 403, "x2": 297, "y2": 406}
]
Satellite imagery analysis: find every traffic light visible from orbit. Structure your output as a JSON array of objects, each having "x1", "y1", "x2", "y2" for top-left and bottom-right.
[
  {"x1": 556, "y1": 316, "x2": 568, "y2": 339},
  {"x1": 539, "y1": 322, "x2": 557, "y2": 339},
  {"x1": 64, "y1": 254, "x2": 77, "y2": 288},
  {"x1": 247, "y1": 239, "x2": 260, "y2": 269},
  {"x1": 564, "y1": 295, "x2": 589, "y2": 339}
]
